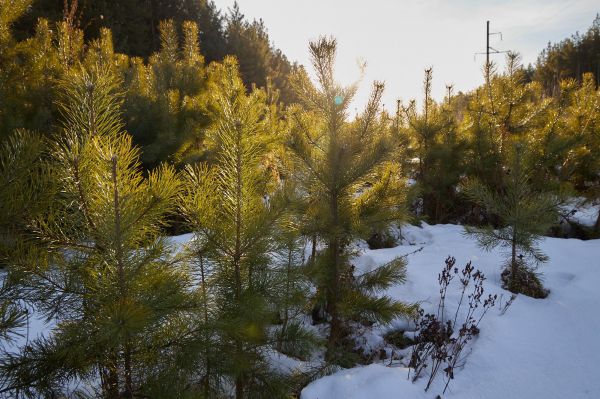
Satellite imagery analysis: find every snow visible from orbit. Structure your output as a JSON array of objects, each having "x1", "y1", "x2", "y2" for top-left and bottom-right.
[
  {"x1": 561, "y1": 198, "x2": 599, "y2": 227},
  {"x1": 302, "y1": 223, "x2": 600, "y2": 399},
  {"x1": 303, "y1": 364, "x2": 426, "y2": 398},
  {"x1": 5, "y1": 224, "x2": 600, "y2": 398},
  {"x1": 168, "y1": 232, "x2": 195, "y2": 247}
]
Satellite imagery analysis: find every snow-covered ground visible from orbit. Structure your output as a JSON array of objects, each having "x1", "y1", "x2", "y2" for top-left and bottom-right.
[
  {"x1": 302, "y1": 223, "x2": 600, "y2": 399},
  {"x1": 4, "y1": 223, "x2": 599, "y2": 398},
  {"x1": 561, "y1": 198, "x2": 599, "y2": 227}
]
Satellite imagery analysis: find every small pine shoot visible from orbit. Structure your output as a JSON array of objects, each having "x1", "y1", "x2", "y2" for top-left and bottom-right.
[{"x1": 464, "y1": 144, "x2": 558, "y2": 297}]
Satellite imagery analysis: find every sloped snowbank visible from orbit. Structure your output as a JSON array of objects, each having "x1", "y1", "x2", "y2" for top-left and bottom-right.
[{"x1": 302, "y1": 223, "x2": 600, "y2": 399}]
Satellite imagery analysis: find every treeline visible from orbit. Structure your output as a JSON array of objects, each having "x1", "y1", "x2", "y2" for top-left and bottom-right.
[
  {"x1": 401, "y1": 55, "x2": 600, "y2": 229},
  {"x1": 1, "y1": 0, "x2": 298, "y2": 166},
  {"x1": 14, "y1": 0, "x2": 299, "y2": 103},
  {"x1": 1, "y1": 1, "x2": 600, "y2": 397},
  {"x1": 535, "y1": 14, "x2": 600, "y2": 95},
  {"x1": 14, "y1": 0, "x2": 299, "y2": 100}
]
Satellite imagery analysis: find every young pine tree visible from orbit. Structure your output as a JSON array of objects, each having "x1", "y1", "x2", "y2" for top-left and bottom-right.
[
  {"x1": 557, "y1": 74, "x2": 600, "y2": 233},
  {"x1": 180, "y1": 57, "x2": 311, "y2": 398},
  {"x1": 272, "y1": 206, "x2": 315, "y2": 359},
  {"x1": 464, "y1": 145, "x2": 558, "y2": 298},
  {"x1": 464, "y1": 53, "x2": 549, "y2": 196},
  {"x1": 0, "y1": 2, "x2": 61, "y2": 141},
  {"x1": 0, "y1": 130, "x2": 50, "y2": 394},
  {"x1": 288, "y1": 37, "x2": 414, "y2": 363},
  {"x1": 1, "y1": 66, "x2": 191, "y2": 397},
  {"x1": 126, "y1": 19, "x2": 210, "y2": 169},
  {"x1": 401, "y1": 69, "x2": 465, "y2": 223}
]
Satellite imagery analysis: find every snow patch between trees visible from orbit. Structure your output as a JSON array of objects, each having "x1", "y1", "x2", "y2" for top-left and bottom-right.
[{"x1": 302, "y1": 223, "x2": 600, "y2": 399}]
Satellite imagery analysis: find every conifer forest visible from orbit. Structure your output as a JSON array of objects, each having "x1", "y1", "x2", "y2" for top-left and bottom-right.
[{"x1": 1, "y1": 1, "x2": 600, "y2": 398}]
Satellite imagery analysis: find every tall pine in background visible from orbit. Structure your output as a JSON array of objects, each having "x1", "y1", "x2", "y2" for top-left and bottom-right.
[{"x1": 401, "y1": 68, "x2": 465, "y2": 223}]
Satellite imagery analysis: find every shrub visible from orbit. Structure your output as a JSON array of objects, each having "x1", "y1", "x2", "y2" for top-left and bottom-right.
[{"x1": 408, "y1": 256, "x2": 497, "y2": 394}]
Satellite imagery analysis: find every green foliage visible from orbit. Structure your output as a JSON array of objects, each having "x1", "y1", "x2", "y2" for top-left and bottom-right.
[
  {"x1": 462, "y1": 54, "x2": 549, "y2": 193},
  {"x1": 288, "y1": 37, "x2": 412, "y2": 362},
  {"x1": 469, "y1": 55, "x2": 600, "y2": 233},
  {"x1": 12, "y1": 0, "x2": 217, "y2": 58},
  {"x1": 401, "y1": 68, "x2": 466, "y2": 223},
  {"x1": 180, "y1": 59, "x2": 313, "y2": 398},
  {"x1": 3, "y1": 0, "x2": 600, "y2": 394},
  {"x1": 0, "y1": 130, "x2": 50, "y2": 371},
  {"x1": 0, "y1": 130, "x2": 48, "y2": 259},
  {"x1": 125, "y1": 19, "x2": 211, "y2": 168},
  {"x1": 272, "y1": 215, "x2": 317, "y2": 359},
  {"x1": 383, "y1": 328, "x2": 414, "y2": 349},
  {"x1": 2, "y1": 1, "x2": 298, "y2": 171},
  {"x1": 1, "y1": 66, "x2": 192, "y2": 397},
  {"x1": 0, "y1": 0, "x2": 30, "y2": 44},
  {"x1": 535, "y1": 15, "x2": 600, "y2": 95},
  {"x1": 225, "y1": 3, "x2": 299, "y2": 104},
  {"x1": 343, "y1": 257, "x2": 415, "y2": 324},
  {"x1": 463, "y1": 145, "x2": 559, "y2": 295},
  {"x1": 555, "y1": 75, "x2": 600, "y2": 206},
  {"x1": 0, "y1": 14, "x2": 60, "y2": 141}
]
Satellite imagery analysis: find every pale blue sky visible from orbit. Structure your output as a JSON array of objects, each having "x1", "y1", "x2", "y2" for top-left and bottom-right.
[{"x1": 213, "y1": 0, "x2": 599, "y2": 111}]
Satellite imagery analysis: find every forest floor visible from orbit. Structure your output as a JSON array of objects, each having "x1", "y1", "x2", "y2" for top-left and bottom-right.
[{"x1": 301, "y1": 222, "x2": 600, "y2": 399}]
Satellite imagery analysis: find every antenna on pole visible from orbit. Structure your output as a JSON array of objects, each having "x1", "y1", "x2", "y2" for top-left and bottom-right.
[{"x1": 475, "y1": 21, "x2": 509, "y2": 81}]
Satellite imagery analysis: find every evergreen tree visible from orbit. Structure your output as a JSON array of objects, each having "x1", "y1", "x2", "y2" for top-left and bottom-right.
[
  {"x1": 195, "y1": 0, "x2": 227, "y2": 63},
  {"x1": 125, "y1": 19, "x2": 211, "y2": 169},
  {"x1": 554, "y1": 74, "x2": 600, "y2": 232},
  {"x1": 0, "y1": 2, "x2": 60, "y2": 141},
  {"x1": 1, "y1": 66, "x2": 191, "y2": 397},
  {"x1": 524, "y1": 78, "x2": 579, "y2": 193},
  {"x1": 226, "y1": 4, "x2": 270, "y2": 91},
  {"x1": 0, "y1": 0, "x2": 30, "y2": 44},
  {"x1": 401, "y1": 69, "x2": 465, "y2": 223},
  {"x1": 180, "y1": 57, "x2": 311, "y2": 398},
  {"x1": 0, "y1": 130, "x2": 50, "y2": 395},
  {"x1": 225, "y1": 2, "x2": 299, "y2": 104},
  {"x1": 288, "y1": 37, "x2": 414, "y2": 363},
  {"x1": 460, "y1": 53, "x2": 551, "y2": 226},
  {"x1": 534, "y1": 15, "x2": 600, "y2": 95},
  {"x1": 464, "y1": 145, "x2": 558, "y2": 297}
]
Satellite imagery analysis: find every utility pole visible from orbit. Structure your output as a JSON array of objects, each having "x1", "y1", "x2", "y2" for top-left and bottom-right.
[
  {"x1": 476, "y1": 21, "x2": 508, "y2": 81},
  {"x1": 446, "y1": 84, "x2": 453, "y2": 104},
  {"x1": 486, "y1": 20, "x2": 490, "y2": 69}
]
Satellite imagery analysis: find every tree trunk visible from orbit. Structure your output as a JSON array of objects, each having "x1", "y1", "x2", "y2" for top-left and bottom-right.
[
  {"x1": 234, "y1": 124, "x2": 245, "y2": 399},
  {"x1": 101, "y1": 360, "x2": 119, "y2": 398},
  {"x1": 511, "y1": 228, "x2": 518, "y2": 291},
  {"x1": 199, "y1": 255, "x2": 211, "y2": 397},
  {"x1": 326, "y1": 230, "x2": 341, "y2": 359},
  {"x1": 235, "y1": 375, "x2": 244, "y2": 399},
  {"x1": 311, "y1": 234, "x2": 317, "y2": 264},
  {"x1": 112, "y1": 157, "x2": 133, "y2": 397},
  {"x1": 123, "y1": 346, "x2": 133, "y2": 398},
  {"x1": 277, "y1": 245, "x2": 293, "y2": 352},
  {"x1": 325, "y1": 184, "x2": 343, "y2": 361}
]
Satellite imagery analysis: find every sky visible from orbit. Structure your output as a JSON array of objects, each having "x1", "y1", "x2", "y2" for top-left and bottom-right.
[{"x1": 212, "y1": 0, "x2": 599, "y2": 112}]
